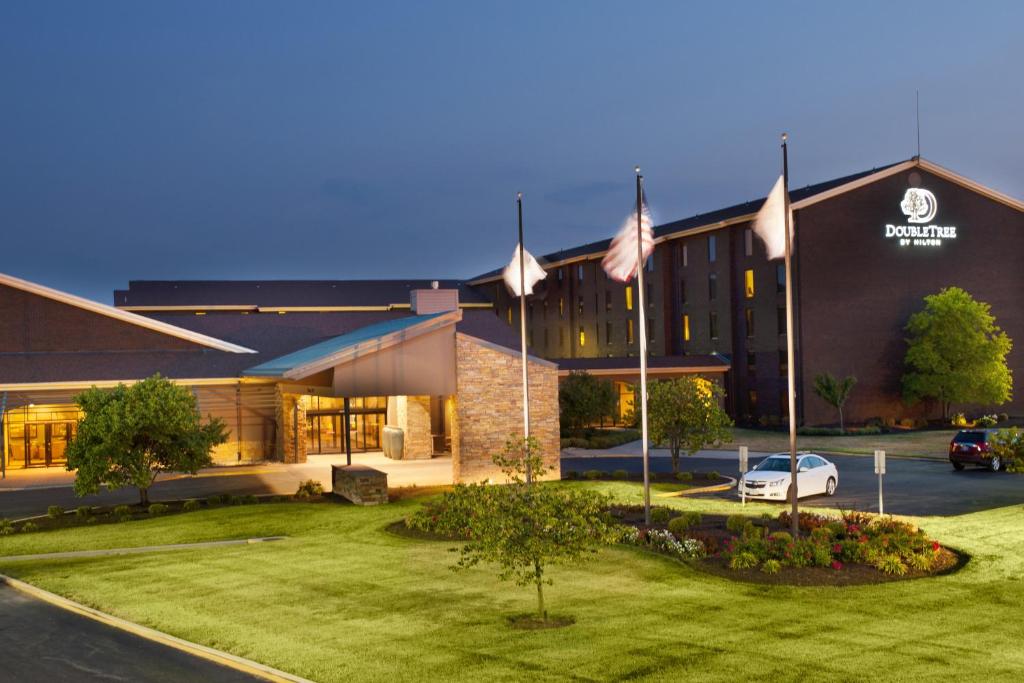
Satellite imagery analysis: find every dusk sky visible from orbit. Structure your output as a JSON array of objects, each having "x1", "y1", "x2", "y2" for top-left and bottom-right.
[{"x1": 2, "y1": 1, "x2": 1021, "y2": 303}]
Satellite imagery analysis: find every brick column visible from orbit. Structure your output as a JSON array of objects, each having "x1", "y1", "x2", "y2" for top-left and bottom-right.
[
  {"x1": 275, "y1": 386, "x2": 307, "y2": 464},
  {"x1": 395, "y1": 395, "x2": 433, "y2": 459}
]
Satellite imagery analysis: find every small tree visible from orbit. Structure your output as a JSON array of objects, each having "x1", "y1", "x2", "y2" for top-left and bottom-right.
[
  {"x1": 647, "y1": 377, "x2": 733, "y2": 474},
  {"x1": 813, "y1": 373, "x2": 857, "y2": 431},
  {"x1": 902, "y1": 287, "x2": 1013, "y2": 418},
  {"x1": 411, "y1": 436, "x2": 617, "y2": 622},
  {"x1": 559, "y1": 371, "x2": 616, "y2": 433},
  {"x1": 67, "y1": 374, "x2": 228, "y2": 505}
]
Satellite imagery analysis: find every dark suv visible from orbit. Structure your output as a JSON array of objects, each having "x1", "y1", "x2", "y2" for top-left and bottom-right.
[{"x1": 949, "y1": 429, "x2": 1004, "y2": 471}]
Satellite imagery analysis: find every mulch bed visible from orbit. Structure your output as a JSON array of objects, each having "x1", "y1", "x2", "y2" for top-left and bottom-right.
[{"x1": 611, "y1": 506, "x2": 967, "y2": 587}]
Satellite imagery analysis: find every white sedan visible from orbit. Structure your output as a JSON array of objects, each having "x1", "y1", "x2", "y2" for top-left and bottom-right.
[{"x1": 738, "y1": 453, "x2": 839, "y2": 501}]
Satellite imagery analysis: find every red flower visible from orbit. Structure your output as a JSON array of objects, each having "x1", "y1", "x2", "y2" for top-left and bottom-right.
[
  {"x1": 833, "y1": 543, "x2": 842, "y2": 553},
  {"x1": 859, "y1": 535, "x2": 868, "y2": 543},
  {"x1": 831, "y1": 561, "x2": 843, "y2": 571},
  {"x1": 932, "y1": 541, "x2": 941, "y2": 552}
]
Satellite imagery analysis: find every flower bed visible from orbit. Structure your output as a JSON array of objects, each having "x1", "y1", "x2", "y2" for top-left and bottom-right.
[{"x1": 611, "y1": 506, "x2": 963, "y2": 586}]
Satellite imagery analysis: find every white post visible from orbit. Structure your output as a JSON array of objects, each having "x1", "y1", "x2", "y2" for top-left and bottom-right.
[
  {"x1": 874, "y1": 449, "x2": 886, "y2": 515},
  {"x1": 739, "y1": 445, "x2": 749, "y2": 506}
]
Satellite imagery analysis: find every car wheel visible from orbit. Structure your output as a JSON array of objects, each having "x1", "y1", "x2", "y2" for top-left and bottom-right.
[
  {"x1": 952, "y1": 461, "x2": 965, "y2": 471},
  {"x1": 989, "y1": 455, "x2": 1002, "y2": 472},
  {"x1": 825, "y1": 477, "x2": 837, "y2": 496}
]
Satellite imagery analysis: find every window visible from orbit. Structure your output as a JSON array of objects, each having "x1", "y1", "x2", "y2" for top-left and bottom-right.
[
  {"x1": 577, "y1": 295, "x2": 584, "y2": 315},
  {"x1": 748, "y1": 389, "x2": 758, "y2": 412},
  {"x1": 777, "y1": 306, "x2": 787, "y2": 334},
  {"x1": 559, "y1": 326, "x2": 565, "y2": 347},
  {"x1": 646, "y1": 254, "x2": 654, "y2": 272},
  {"x1": 745, "y1": 308, "x2": 755, "y2": 338},
  {"x1": 606, "y1": 321, "x2": 613, "y2": 345},
  {"x1": 559, "y1": 297, "x2": 564, "y2": 318},
  {"x1": 744, "y1": 228, "x2": 753, "y2": 256},
  {"x1": 708, "y1": 234, "x2": 717, "y2": 262},
  {"x1": 709, "y1": 311, "x2": 719, "y2": 340},
  {"x1": 506, "y1": 307, "x2": 512, "y2": 325},
  {"x1": 577, "y1": 264, "x2": 584, "y2": 281},
  {"x1": 625, "y1": 285, "x2": 633, "y2": 311},
  {"x1": 681, "y1": 243, "x2": 689, "y2": 267},
  {"x1": 776, "y1": 264, "x2": 785, "y2": 293},
  {"x1": 543, "y1": 299, "x2": 549, "y2": 317},
  {"x1": 780, "y1": 389, "x2": 790, "y2": 417},
  {"x1": 682, "y1": 314, "x2": 690, "y2": 342},
  {"x1": 579, "y1": 326, "x2": 586, "y2": 347},
  {"x1": 708, "y1": 273, "x2": 717, "y2": 301},
  {"x1": 557, "y1": 267, "x2": 564, "y2": 283},
  {"x1": 528, "y1": 327, "x2": 534, "y2": 347},
  {"x1": 679, "y1": 279, "x2": 687, "y2": 304},
  {"x1": 744, "y1": 269, "x2": 755, "y2": 299},
  {"x1": 779, "y1": 350, "x2": 788, "y2": 375},
  {"x1": 648, "y1": 318, "x2": 656, "y2": 343},
  {"x1": 605, "y1": 290, "x2": 612, "y2": 312},
  {"x1": 647, "y1": 283, "x2": 653, "y2": 308},
  {"x1": 627, "y1": 319, "x2": 635, "y2": 344},
  {"x1": 747, "y1": 351, "x2": 756, "y2": 374}
]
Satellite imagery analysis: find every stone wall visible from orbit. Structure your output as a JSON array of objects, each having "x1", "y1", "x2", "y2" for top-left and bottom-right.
[
  {"x1": 391, "y1": 395, "x2": 433, "y2": 459},
  {"x1": 274, "y1": 386, "x2": 307, "y2": 464},
  {"x1": 453, "y1": 334, "x2": 560, "y2": 483}
]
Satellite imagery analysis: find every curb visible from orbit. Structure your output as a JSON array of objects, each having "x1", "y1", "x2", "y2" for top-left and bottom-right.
[
  {"x1": 656, "y1": 476, "x2": 737, "y2": 498},
  {"x1": 0, "y1": 573, "x2": 314, "y2": 683}
]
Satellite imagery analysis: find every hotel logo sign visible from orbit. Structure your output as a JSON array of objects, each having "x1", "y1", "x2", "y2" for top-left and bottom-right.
[{"x1": 885, "y1": 188, "x2": 957, "y2": 247}]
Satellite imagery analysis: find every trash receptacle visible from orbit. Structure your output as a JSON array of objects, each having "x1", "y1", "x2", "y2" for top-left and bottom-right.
[{"x1": 382, "y1": 425, "x2": 404, "y2": 460}]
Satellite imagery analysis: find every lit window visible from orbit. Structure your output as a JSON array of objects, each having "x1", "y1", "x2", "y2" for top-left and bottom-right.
[
  {"x1": 579, "y1": 326, "x2": 586, "y2": 347},
  {"x1": 625, "y1": 286, "x2": 633, "y2": 311},
  {"x1": 507, "y1": 307, "x2": 512, "y2": 325},
  {"x1": 744, "y1": 269, "x2": 755, "y2": 299},
  {"x1": 709, "y1": 311, "x2": 719, "y2": 340},
  {"x1": 744, "y1": 228, "x2": 753, "y2": 257},
  {"x1": 627, "y1": 319, "x2": 635, "y2": 344},
  {"x1": 749, "y1": 389, "x2": 758, "y2": 411},
  {"x1": 708, "y1": 273, "x2": 717, "y2": 301},
  {"x1": 745, "y1": 308, "x2": 755, "y2": 338},
  {"x1": 559, "y1": 297, "x2": 564, "y2": 317},
  {"x1": 682, "y1": 314, "x2": 690, "y2": 342},
  {"x1": 708, "y1": 235, "x2": 717, "y2": 262}
]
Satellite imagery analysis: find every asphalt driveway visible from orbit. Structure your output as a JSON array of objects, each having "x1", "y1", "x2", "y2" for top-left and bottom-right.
[
  {"x1": 561, "y1": 450, "x2": 1024, "y2": 516},
  {"x1": 0, "y1": 584, "x2": 261, "y2": 682}
]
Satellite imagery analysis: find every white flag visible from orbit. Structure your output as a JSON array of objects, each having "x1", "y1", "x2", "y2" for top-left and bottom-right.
[
  {"x1": 601, "y1": 197, "x2": 654, "y2": 283},
  {"x1": 503, "y1": 244, "x2": 547, "y2": 296},
  {"x1": 752, "y1": 175, "x2": 793, "y2": 260}
]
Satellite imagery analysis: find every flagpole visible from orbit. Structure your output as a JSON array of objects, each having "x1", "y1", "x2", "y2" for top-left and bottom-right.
[
  {"x1": 517, "y1": 192, "x2": 533, "y2": 485},
  {"x1": 635, "y1": 167, "x2": 651, "y2": 526},
  {"x1": 781, "y1": 134, "x2": 799, "y2": 538}
]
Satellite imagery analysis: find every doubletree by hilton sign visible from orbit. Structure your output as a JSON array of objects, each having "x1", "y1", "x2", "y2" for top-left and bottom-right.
[{"x1": 885, "y1": 188, "x2": 957, "y2": 247}]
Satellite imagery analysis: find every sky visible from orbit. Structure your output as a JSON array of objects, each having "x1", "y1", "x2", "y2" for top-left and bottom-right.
[{"x1": 1, "y1": 1, "x2": 1022, "y2": 302}]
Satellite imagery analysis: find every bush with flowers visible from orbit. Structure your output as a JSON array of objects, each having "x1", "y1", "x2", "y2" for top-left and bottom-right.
[
  {"x1": 620, "y1": 526, "x2": 706, "y2": 560},
  {"x1": 721, "y1": 510, "x2": 946, "y2": 576}
]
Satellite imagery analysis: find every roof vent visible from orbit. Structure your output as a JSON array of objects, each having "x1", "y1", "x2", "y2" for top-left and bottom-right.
[{"x1": 431, "y1": 280, "x2": 439, "y2": 289}]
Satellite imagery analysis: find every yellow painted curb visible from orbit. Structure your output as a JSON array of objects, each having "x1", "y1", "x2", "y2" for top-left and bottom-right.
[
  {"x1": 655, "y1": 476, "x2": 737, "y2": 498},
  {"x1": 0, "y1": 574, "x2": 313, "y2": 683}
]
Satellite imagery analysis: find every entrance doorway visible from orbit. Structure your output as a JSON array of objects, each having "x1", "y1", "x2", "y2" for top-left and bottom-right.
[
  {"x1": 3, "y1": 405, "x2": 81, "y2": 469},
  {"x1": 304, "y1": 396, "x2": 386, "y2": 455}
]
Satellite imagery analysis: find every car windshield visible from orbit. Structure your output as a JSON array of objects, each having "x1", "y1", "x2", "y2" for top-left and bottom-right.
[
  {"x1": 754, "y1": 457, "x2": 792, "y2": 472},
  {"x1": 954, "y1": 431, "x2": 987, "y2": 444}
]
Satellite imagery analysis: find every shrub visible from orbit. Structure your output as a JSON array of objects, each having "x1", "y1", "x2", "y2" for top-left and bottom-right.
[
  {"x1": 874, "y1": 553, "x2": 908, "y2": 576},
  {"x1": 47, "y1": 505, "x2": 64, "y2": 520},
  {"x1": 650, "y1": 507, "x2": 671, "y2": 525},
  {"x1": 769, "y1": 531, "x2": 793, "y2": 545},
  {"x1": 582, "y1": 470, "x2": 603, "y2": 481},
  {"x1": 563, "y1": 470, "x2": 579, "y2": 480},
  {"x1": 75, "y1": 505, "x2": 93, "y2": 519},
  {"x1": 675, "y1": 471, "x2": 693, "y2": 482},
  {"x1": 270, "y1": 495, "x2": 287, "y2": 503},
  {"x1": 241, "y1": 494, "x2": 259, "y2": 505},
  {"x1": 113, "y1": 504, "x2": 132, "y2": 521},
  {"x1": 611, "y1": 469, "x2": 629, "y2": 481},
  {"x1": 991, "y1": 428, "x2": 1024, "y2": 473},
  {"x1": 726, "y1": 515, "x2": 749, "y2": 534},
  {"x1": 907, "y1": 552, "x2": 935, "y2": 572},
  {"x1": 729, "y1": 551, "x2": 758, "y2": 570},
  {"x1": 296, "y1": 480, "x2": 324, "y2": 498},
  {"x1": 20, "y1": 521, "x2": 38, "y2": 533},
  {"x1": 148, "y1": 503, "x2": 169, "y2": 516},
  {"x1": 760, "y1": 559, "x2": 782, "y2": 575},
  {"x1": 976, "y1": 414, "x2": 998, "y2": 428},
  {"x1": 707, "y1": 470, "x2": 721, "y2": 480},
  {"x1": 998, "y1": 413, "x2": 1010, "y2": 423},
  {"x1": 182, "y1": 499, "x2": 201, "y2": 512},
  {"x1": 0, "y1": 519, "x2": 14, "y2": 536},
  {"x1": 226, "y1": 495, "x2": 242, "y2": 505},
  {"x1": 667, "y1": 511, "x2": 702, "y2": 536}
]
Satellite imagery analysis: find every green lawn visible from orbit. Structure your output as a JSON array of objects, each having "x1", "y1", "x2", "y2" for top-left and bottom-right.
[
  {"x1": 727, "y1": 427, "x2": 959, "y2": 460},
  {"x1": 1, "y1": 488, "x2": 1022, "y2": 682}
]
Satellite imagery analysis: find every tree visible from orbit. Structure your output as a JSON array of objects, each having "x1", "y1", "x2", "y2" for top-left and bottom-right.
[
  {"x1": 902, "y1": 287, "x2": 1013, "y2": 418},
  {"x1": 67, "y1": 374, "x2": 228, "y2": 505},
  {"x1": 411, "y1": 437, "x2": 617, "y2": 622},
  {"x1": 559, "y1": 371, "x2": 616, "y2": 433},
  {"x1": 812, "y1": 373, "x2": 857, "y2": 431},
  {"x1": 647, "y1": 377, "x2": 733, "y2": 474}
]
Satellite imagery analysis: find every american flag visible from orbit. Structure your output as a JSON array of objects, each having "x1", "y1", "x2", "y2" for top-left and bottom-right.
[{"x1": 601, "y1": 191, "x2": 654, "y2": 282}]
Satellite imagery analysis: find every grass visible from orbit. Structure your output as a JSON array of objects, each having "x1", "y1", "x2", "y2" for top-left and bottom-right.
[
  {"x1": 726, "y1": 427, "x2": 959, "y2": 460},
  {"x1": 1, "y1": 487, "x2": 1022, "y2": 681}
]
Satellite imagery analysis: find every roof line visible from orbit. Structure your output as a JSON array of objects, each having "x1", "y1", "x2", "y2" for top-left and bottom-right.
[
  {"x1": 118, "y1": 303, "x2": 493, "y2": 313},
  {"x1": 0, "y1": 272, "x2": 257, "y2": 354},
  {"x1": 557, "y1": 365, "x2": 729, "y2": 376},
  {"x1": 0, "y1": 377, "x2": 272, "y2": 393}
]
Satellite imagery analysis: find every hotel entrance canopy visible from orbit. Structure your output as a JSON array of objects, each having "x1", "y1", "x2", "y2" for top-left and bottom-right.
[{"x1": 242, "y1": 310, "x2": 460, "y2": 397}]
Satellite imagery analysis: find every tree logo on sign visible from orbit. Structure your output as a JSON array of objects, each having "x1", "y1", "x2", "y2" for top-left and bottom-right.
[{"x1": 900, "y1": 188, "x2": 938, "y2": 224}]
